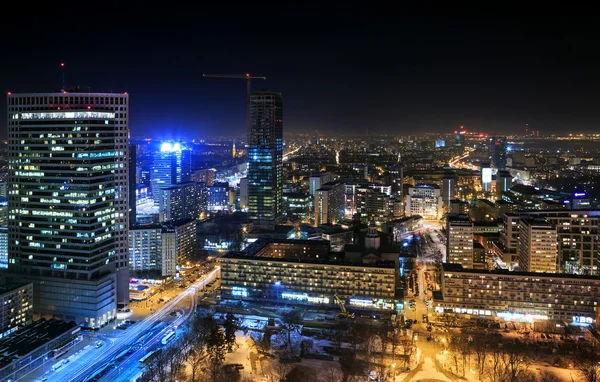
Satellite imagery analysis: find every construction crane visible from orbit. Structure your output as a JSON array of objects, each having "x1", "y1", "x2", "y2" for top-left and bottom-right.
[
  {"x1": 202, "y1": 73, "x2": 266, "y2": 142},
  {"x1": 334, "y1": 295, "x2": 355, "y2": 319}
]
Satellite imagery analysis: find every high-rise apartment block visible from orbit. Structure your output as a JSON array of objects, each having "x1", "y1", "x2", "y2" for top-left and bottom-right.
[
  {"x1": 0, "y1": 282, "x2": 33, "y2": 338},
  {"x1": 405, "y1": 185, "x2": 443, "y2": 220},
  {"x1": 518, "y1": 217, "x2": 557, "y2": 273},
  {"x1": 129, "y1": 218, "x2": 196, "y2": 277},
  {"x1": 499, "y1": 210, "x2": 599, "y2": 274},
  {"x1": 309, "y1": 172, "x2": 334, "y2": 196},
  {"x1": 314, "y1": 181, "x2": 345, "y2": 226},
  {"x1": 247, "y1": 91, "x2": 283, "y2": 230},
  {"x1": 160, "y1": 182, "x2": 206, "y2": 222},
  {"x1": 441, "y1": 172, "x2": 456, "y2": 213},
  {"x1": 446, "y1": 214, "x2": 474, "y2": 268},
  {"x1": 6, "y1": 92, "x2": 130, "y2": 327}
]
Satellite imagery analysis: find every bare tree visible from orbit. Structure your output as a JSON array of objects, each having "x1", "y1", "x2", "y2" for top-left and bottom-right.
[
  {"x1": 575, "y1": 343, "x2": 600, "y2": 382},
  {"x1": 471, "y1": 335, "x2": 489, "y2": 378},
  {"x1": 281, "y1": 310, "x2": 303, "y2": 354},
  {"x1": 399, "y1": 333, "x2": 415, "y2": 368},
  {"x1": 538, "y1": 370, "x2": 563, "y2": 382},
  {"x1": 320, "y1": 366, "x2": 345, "y2": 382}
]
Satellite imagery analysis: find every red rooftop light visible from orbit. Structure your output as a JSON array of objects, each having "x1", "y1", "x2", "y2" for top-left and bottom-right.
[{"x1": 7, "y1": 92, "x2": 11, "y2": 96}]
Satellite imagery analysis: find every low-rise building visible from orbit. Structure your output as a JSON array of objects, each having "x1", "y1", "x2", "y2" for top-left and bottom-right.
[
  {"x1": 438, "y1": 263, "x2": 600, "y2": 324},
  {"x1": 0, "y1": 319, "x2": 80, "y2": 381},
  {"x1": 220, "y1": 239, "x2": 399, "y2": 310}
]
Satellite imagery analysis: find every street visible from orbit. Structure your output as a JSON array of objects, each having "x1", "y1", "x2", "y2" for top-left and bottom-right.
[{"x1": 26, "y1": 267, "x2": 220, "y2": 382}]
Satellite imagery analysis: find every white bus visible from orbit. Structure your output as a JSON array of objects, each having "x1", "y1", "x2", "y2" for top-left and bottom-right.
[
  {"x1": 138, "y1": 348, "x2": 162, "y2": 367},
  {"x1": 161, "y1": 331, "x2": 176, "y2": 346}
]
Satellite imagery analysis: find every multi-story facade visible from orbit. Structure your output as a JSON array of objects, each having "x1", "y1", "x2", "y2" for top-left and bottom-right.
[
  {"x1": 490, "y1": 137, "x2": 507, "y2": 169},
  {"x1": 0, "y1": 283, "x2": 33, "y2": 339},
  {"x1": 282, "y1": 192, "x2": 310, "y2": 222},
  {"x1": 405, "y1": 184, "x2": 443, "y2": 220},
  {"x1": 160, "y1": 182, "x2": 206, "y2": 222},
  {"x1": 220, "y1": 240, "x2": 397, "y2": 309},
  {"x1": 446, "y1": 214, "x2": 474, "y2": 268},
  {"x1": 356, "y1": 188, "x2": 390, "y2": 223},
  {"x1": 518, "y1": 217, "x2": 557, "y2": 273},
  {"x1": 152, "y1": 142, "x2": 191, "y2": 205},
  {"x1": 309, "y1": 172, "x2": 333, "y2": 196},
  {"x1": 239, "y1": 178, "x2": 249, "y2": 210},
  {"x1": 441, "y1": 172, "x2": 456, "y2": 213},
  {"x1": 6, "y1": 92, "x2": 130, "y2": 327},
  {"x1": 0, "y1": 227, "x2": 7, "y2": 270},
  {"x1": 207, "y1": 182, "x2": 229, "y2": 211},
  {"x1": 314, "y1": 181, "x2": 345, "y2": 226},
  {"x1": 438, "y1": 263, "x2": 600, "y2": 324},
  {"x1": 500, "y1": 210, "x2": 599, "y2": 274},
  {"x1": 496, "y1": 170, "x2": 512, "y2": 199},
  {"x1": 247, "y1": 91, "x2": 283, "y2": 230},
  {"x1": 129, "y1": 218, "x2": 196, "y2": 277},
  {"x1": 191, "y1": 168, "x2": 214, "y2": 186}
]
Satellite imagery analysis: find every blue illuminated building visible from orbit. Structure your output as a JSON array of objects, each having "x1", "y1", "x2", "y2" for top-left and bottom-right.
[
  {"x1": 152, "y1": 142, "x2": 191, "y2": 206},
  {"x1": 247, "y1": 91, "x2": 283, "y2": 230}
]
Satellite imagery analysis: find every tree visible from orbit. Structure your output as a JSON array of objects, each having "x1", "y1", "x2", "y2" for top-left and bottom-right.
[
  {"x1": 223, "y1": 312, "x2": 241, "y2": 352},
  {"x1": 281, "y1": 310, "x2": 303, "y2": 354},
  {"x1": 321, "y1": 366, "x2": 344, "y2": 382},
  {"x1": 399, "y1": 333, "x2": 415, "y2": 368},
  {"x1": 538, "y1": 370, "x2": 563, "y2": 382},
  {"x1": 283, "y1": 365, "x2": 317, "y2": 382},
  {"x1": 471, "y1": 335, "x2": 490, "y2": 379},
  {"x1": 206, "y1": 326, "x2": 227, "y2": 381},
  {"x1": 575, "y1": 343, "x2": 600, "y2": 382}
]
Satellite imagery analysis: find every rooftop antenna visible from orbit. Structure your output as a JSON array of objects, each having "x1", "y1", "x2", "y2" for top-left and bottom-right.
[{"x1": 60, "y1": 62, "x2": 66, "y2": 91}]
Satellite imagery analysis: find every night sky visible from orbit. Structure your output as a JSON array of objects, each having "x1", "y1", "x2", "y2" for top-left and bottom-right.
[{"x1": 1, "y1": 9, "x2": 599, "y2": 139}]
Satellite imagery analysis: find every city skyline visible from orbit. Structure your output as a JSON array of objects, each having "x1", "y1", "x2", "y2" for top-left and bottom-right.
[{"x1": 2, "y1": 9, "x2": 600, "y2": 139}]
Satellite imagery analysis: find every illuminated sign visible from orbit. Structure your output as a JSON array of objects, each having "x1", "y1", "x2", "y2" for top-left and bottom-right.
[
  {"x1": 231, "y1": 287, "x2": 248, "y2": 297},
  {"x1": 497, "y1": 311, "x2": 548, "y2": 322},
  {"x1": 574, "y1": 192, "x2": 587, "y2": 197},
  {"x1": 349, "y1": 298, "x2": 374, "y2": 307},
  {"x1": 281, "y1": 292, "x2": 330, "y2": 304},
  {"x1": 481, "y1": 167, "x2": 492, "y2": 184}
]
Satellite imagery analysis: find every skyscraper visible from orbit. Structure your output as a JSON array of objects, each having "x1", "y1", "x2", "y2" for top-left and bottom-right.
[
  {"x1": 129, "y1": 143, "x2": 137, "y2": 226},
  {"x1": 152, "y1": 142, "x2": 191, "y2": 206},
  {"x1": 6, "y1": 92, "x2": 130, "y2": 327},
  {"x1": 247, "y1": 91, "x2": 283, "y2": 230},
  {"x1": 491, "y1": 137, "x2": 508, "y2": 169}
]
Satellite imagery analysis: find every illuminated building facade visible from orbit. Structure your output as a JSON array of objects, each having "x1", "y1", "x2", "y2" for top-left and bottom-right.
[
  {"x1": 6, "y1": 92, "x2": 130, "y2": 328},
  {"x1": 129, "y1": 218, "x2": 196, "y2": 277},
  {"x1": 490, "y1": 137, "x2": 507, "y2": 169},
  {"x1": 314, "y1": 181, "x2": 344, "y2": 226},
  {"x1": 446, "y1": 214, "x2": 474, "y2": 268},
  {"x1": 220, "y1": 239, "x2": 398, "y2": 309},
  {"x1": 0, "y1": 282, "x2": 33, "y2": 338},
  {"x1": 152, "y1": 142, "x2": 191, "y2": 205},
  {"x1": 207, "y1": 182, "x2": 229, "y2": 211},
  {"x1": 405, "y1": 184, "x2": 443, "y2": 220},
  {"x1": 160, "y1": 182, "x2": 206, "y2": 222},
  {"x1": 439, "y1": 263, "x2": 600, "y2": 324},
  {"x1": 518, "y1": 217, "x2": 557, "y2": 273},
  {"x1": 0, "y1": 228, "x2": 7, "y2": 269},
  {"x1": 500, "y1": 210, "x2": 599, "y2": 274},
  {"x1": 247, "y1": 91, "x2": 283, "y2": 230}
]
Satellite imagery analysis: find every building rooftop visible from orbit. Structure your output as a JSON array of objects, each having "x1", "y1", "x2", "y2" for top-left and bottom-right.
[
  {"x1": 0, "y1": 319, "x2": 78, "y2": 369},
  {"x1": 442, "y1": 263, "x2": 600, "y2": 281},
  {"x1": 0, "y1": 282, "x2": 30, "y2": 296},
  {"x1": 447, "y1": 213, "x2": 471, "y2": 222}
]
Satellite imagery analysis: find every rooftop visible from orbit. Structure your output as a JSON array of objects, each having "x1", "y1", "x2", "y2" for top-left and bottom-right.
[
  {"x1": 0, "y1": 282, "x2": 31, "y2": 296},
  {"x1": 442, "y1": 263, "x2": 600, "y2": 281},
  {"x1": 0, "y1": 319, "x2": 78, "y2": 369}
]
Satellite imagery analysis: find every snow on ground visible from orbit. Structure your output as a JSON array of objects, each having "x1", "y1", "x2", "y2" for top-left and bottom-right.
[{"x1": 403, "y1": 356, "x2": 452, "y2": 382}]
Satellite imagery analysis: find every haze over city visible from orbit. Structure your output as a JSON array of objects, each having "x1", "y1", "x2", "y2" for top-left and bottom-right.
[{"x1": 2, "y1": 9, "x2": 600, "y2": 138}]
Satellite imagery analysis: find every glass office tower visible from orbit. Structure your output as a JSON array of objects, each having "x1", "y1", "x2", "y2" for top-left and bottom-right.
[
  {"x1": 247, "y1": 91, "x2": 283, "y2": 230},
  {"x1": 6, "y1": 92, "x2": 130, "y2": 327}
]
